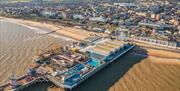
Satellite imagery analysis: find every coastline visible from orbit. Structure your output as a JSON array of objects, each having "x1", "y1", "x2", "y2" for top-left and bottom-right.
[
  {"x1": 0, "y1": 16, "x2": 180, "y2": 91},
  {"x1": 0, "y1": 19, "x2": 75, "y2": 42},
  {"x1": 0, "y1": 16, "x2": 95, "y2": 40}
]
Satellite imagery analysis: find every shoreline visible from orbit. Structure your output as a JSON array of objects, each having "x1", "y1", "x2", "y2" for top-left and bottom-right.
[
  {"x1": 0, "y1": 16, "x2": 96, "y2": 40},
  {"x1": 1, "y1": 16, "x2": 179, "y2": 52},
  {"x1": 0, "y1": 19, "x2": 75, "y2": 42}
]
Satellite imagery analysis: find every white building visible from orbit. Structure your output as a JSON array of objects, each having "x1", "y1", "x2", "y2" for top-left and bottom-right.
[
  {"x1": 73, "y1": 14, "x2": 84, "y2": 20},
  {"x1": 89, "y1": 17, "x2": 108, "y2": 23}
]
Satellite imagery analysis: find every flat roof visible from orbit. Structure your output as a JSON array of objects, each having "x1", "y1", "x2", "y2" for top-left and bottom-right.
[
  {"x1": 92, "y1": 48, "x2": 109, "y2": 55},
  {"x1": 86, "y1": 40, "x2": 125, "y2": 57},
  {"x1": 89, "y1": 52, "x2": 105, "y2": 61}
]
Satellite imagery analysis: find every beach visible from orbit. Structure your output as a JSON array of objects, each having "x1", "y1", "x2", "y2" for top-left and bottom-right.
[
  {"x1": 0, "y1": 17, "x2": 180, "y2": 91},
  {"x1": 1, "y1": 17, "x2": 96, "y2": 40},
  {"x1": 109, "y1": 46, "x2": 180, "y2": 91}
]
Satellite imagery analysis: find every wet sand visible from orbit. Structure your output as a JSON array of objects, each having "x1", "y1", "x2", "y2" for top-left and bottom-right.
[
  {"x1": 109, "y1": 47, "x2": 180, "y2": 91},
  {"x1": 0, "y1": 20, "x2": 73, "y2": 85},
  {"x1": 109, "y1": 58, "x2": 180, "y2": 91}
]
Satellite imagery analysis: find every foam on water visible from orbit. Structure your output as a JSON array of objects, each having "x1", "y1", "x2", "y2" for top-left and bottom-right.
[
  {"x1": 17, "y1": 22, "x2": 75, "y2": 41},
  {"x1": 1, "y1": 19, "x2": 75, "y2": 41}
]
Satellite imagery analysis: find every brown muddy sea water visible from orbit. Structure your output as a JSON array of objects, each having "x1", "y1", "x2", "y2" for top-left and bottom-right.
[{"x1": 0, "y1": 20, "x2": 73, "y2": 85}]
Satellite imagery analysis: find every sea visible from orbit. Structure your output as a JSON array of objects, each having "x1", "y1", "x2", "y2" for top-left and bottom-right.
[{"x1": 0, "y1": 20, "x2": 72, "y2": 85}]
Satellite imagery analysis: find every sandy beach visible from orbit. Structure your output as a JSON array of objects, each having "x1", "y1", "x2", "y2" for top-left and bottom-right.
[
  {"x1": 2, "y1": 17, "x2": 96, "y2": 40},
  {"x1": 109, "y1": 46, "x2": 180, "y2": 91}
]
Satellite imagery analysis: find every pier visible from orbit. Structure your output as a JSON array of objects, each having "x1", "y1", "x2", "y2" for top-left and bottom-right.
[{"x1": 0, "y1": 38, "x2": 135, "y2": 91}]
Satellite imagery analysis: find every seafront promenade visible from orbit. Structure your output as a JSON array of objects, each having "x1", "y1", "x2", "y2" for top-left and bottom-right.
[{"x1": 131, "y1": 37, "x2": 180, "y2": 50}]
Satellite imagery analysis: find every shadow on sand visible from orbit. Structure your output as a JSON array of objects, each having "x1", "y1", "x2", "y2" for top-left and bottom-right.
[{"x1": 21, "y1": 46, "x2": 147, "y2": 91}]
